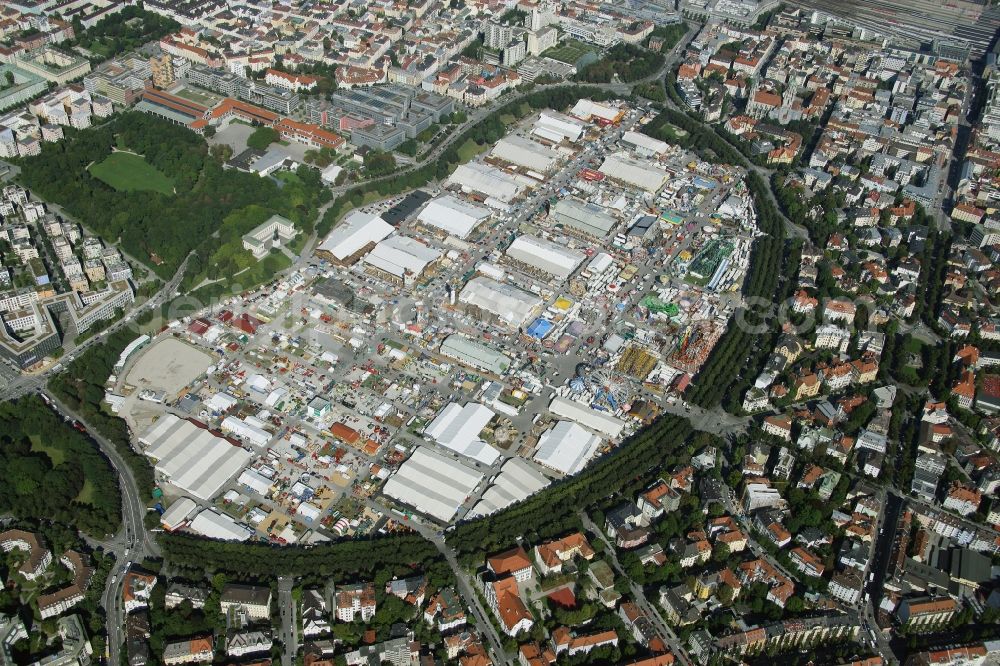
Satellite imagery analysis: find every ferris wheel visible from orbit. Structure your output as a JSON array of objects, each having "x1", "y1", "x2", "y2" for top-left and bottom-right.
[{"x1": 588, "y1": 367, "x2": 632, "y2": 411}]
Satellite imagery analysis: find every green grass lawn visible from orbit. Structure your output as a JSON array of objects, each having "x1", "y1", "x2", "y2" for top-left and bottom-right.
[
  {"x1": 90, "y1": 152, "x2": 175, "y2": 195},
  {"x1": 29, "y1": 434, "x2": 66, "y2": 466},
  {"x1": 543, "y1": 39, "x2": 595, "y2": 65},
  {"x1": 76, "y1": 478, "x2": 95, "y2": 505},
  {"x1": 457, "y1": 139, "x2": 486, "y2": 163},
  {"x1": 173, "y1": 86, "x2": 221, "y2": 107}
]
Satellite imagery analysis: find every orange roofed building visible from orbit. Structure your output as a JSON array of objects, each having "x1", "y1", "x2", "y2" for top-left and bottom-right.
[
  {"x1": 534, "y1": 533, "x2": 595, "y2": 575},
  {"x1": 486, "y1": 546, "x2": 533, "y2": 582}
]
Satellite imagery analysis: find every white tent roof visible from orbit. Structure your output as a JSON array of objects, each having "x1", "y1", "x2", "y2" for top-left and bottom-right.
[
  {"x1": 599, "y1": 152, "x2": 668, "y2": 192},
  {"x1": 221, "y1": 415, "x2": 271, "y2": 447},
  {"x1": 382, "y1": 446, "x2": 484, "y2": 522},
  {"x1": 533, "y1": 110, "x2": 585, "y2": 142},
  {"x1": 160, "y1": 497, "x2": 197, "y2": 530},
  {"x1": 458, "y1": 276, "x2": 542, "y2": 328},
  {"x1": 363, "y1": 235, "x2": 441, "y2": 279},
  {"x1": 417, "y1": 195, "x2": 491, "y2": 239},
  {"x1": 238, "y1": 468, "x2": 273, "y2": 496},
  {"x1": 142, "y1": 414, "x2": 252, "y2": 501},
  {"x1": 205, "y1": 392, "x2": 237, "y2": 412},
  {"x1": 552, "y1": 197, "x2": 618, "y2": 238},
  {"x1": 571, "y1": 99, "x2": 621, "y2": 122},
  {"x1": 533, "y1": 420, "x2": 603, "y2": 476},
  {"x1": 547, "y1": 395, "x2": 625, "y2": 438},
  {"x1": 470, "y1": 458, "x2": 549, "y2": 517},
  {"x1": 490, "y1": 135, "x2": 560, "y2": 173},
  {"x1": 506, "y1": 234, "x2": 585, "y2": 280},
  {"x1": 188, "y1": 508, "x2": 253, "y2": 541},
  {"x1": 317, "y1": 211, "x2": 394, "y2": 262},
  {"x1": 622, "y1": 130, "x2": 669, "y2": 156},
  {"x1": 424, "y1": 402, "x2": 499, "y2": 465},
  {"x1": 448, "y1": 163, "x2": 524, "y2": 202}
]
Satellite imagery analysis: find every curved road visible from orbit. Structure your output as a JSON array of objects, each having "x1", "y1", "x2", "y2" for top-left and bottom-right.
[{"x1": 42, "y1": 389, "x2": 155, "y2": 666}]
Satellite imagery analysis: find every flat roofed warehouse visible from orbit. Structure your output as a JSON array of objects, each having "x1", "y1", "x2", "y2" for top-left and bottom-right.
[
  {"x1": 140, "y1": 414, "x2": 253, "y2": 501},
  {"x1": 382, "y1": 446, "x2": 484, "y2": 523},
  {"x1": 489, "y1": 135, "x2": 561, "y2": 173},
  {"x1": 417, "y1": 195, "x2": 491, "y2": 239},
  {"x1": 599, "y1": 152, "x2": 668, "y2": 193},
  {"x1": 440, "y1": 334, "x2": 511, "y2": 375},
  {"x1": 424, "y1": 402, "x2": 500, "y2": 465},
  {"x1": 505, "y1": 234, "x2": 585, "y2": 281},
  {"x1": 448, "y1": 163, "x2": 525, "y2": 203},
  {"x1": 316, "y1": 211, "x2": 394, "y2": 265},
  {"x1": 533, "y1": 420, "x2": 603, "y2": 476},
  {"x1": 458, "y1": 276, "x2": 543, "y2": 329},
  {"x1": 552, "y1": 197, "x2": 619, "y2": 239}
]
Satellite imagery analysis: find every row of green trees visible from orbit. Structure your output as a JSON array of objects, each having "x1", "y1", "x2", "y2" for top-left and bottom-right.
[
  {"x1": 641, "y1": 108, "x2": 796, "y2": 410},
  {"x1": 159, "y1": 531, "x2": 441, "y2": 581}
]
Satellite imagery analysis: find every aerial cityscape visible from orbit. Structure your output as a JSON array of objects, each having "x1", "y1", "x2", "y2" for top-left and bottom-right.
[{"x1": 0, "y1": 0, "x2": 999, "y2": 665}]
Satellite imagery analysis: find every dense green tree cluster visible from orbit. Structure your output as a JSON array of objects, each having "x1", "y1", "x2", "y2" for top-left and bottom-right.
[
  {"x1": 650, "y1": 22, "x2": 689, "y2": 52},
  {"x1": 17, "y1": 113, "x2": 326, "y2": 280},
  {"x1": 363, "y1": 150, "x2": 397, "y2": 177},
  {"x1": 575, "y1": 44, "x2": 665, "y2": 84},
  {"x1": 0, "y1": 397, "x2": 121, "y2": 537},
  {"x1": 70, "y1": 6, "x2": 180, "y2": 60},
  {"x1": 247, "y1": 126, "x2": 280, "y2": 150},
  {"x1": 632, "y1": 82, "x2": 667, "y2": 103},
  {"x1": 49, "y1": 327, "x2": 155, "y2": 499},
  {"x1": 159, "y1": 531, "x2": 442, "y2": 581}
]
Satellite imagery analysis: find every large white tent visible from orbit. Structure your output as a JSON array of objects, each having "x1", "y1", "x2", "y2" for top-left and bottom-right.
[
  {"x1": 470, "y1": 458, "x2": 550, "y2": 517},
  {"x1": 599, "y1": 152, "x2": 668, "y2": 192},
  {"x1": 505, "y1": 234, "x2": 585, "y2": 280},
  {"x1": 547, "y1": 396, "x2": 626, "y2": 438},
  {"x1": 458, "y1": 276, "x2": 542, "y2": 328},
  {"x1": 382, "y1": 447, "x2": 484, "y2": 522},
  {"x1": 448, "y1": 163, "x2": 525, "y2": 202},
  {"x1": 141, "y1": 414, "x2": 252, "y2": 501},
  {"x1": 424, "y1": 402, "x2": 500, "y2": 465},
  {"x1": 316, "y1": 211, "x2": 394, "y2": 263},
  {"x1": 533, "y1": 420, "x2": 603, "y2": 476},
  {"x1": 363, "y1": 235, "x2": 441, "y2": 282},
  {"x1": 490, "y1": 135, "x2": 561, "y2": 173},
  {"x1": 188, "y1": 508, "x2": 254, "y2": 541},
  {"x1": 417, "y1": 195, "x2": 491, "y2": 239}
]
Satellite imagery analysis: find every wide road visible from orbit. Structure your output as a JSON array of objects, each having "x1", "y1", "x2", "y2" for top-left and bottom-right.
[
  {"x1": 277, "y1": 577, "x2": 298, "y2": 666},
  {"x1": 362, "y1": 498, "x2": 514, "y2": 666},
  {"x1": 42, "y1": 389, "x2": 156, "y2": 666},
  {"x1": 580, "y1": 511, "x2": 693, "y2": 666}
]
